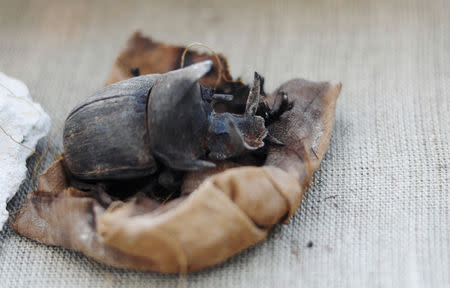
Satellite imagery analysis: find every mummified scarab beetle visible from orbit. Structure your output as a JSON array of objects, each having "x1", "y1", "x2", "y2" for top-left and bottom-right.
[{"x1": 63, "y1": 61, "x2": 273, "y2": 181}]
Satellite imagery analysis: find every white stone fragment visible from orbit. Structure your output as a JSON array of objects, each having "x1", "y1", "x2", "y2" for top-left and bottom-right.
[{"x1": 0, "y1": 72, "x2": 50, "y2": 230}]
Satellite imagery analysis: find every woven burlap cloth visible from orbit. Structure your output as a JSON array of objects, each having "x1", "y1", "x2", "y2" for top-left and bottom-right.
[{"x1": 0, "y1": 0, "x2": 448, "y2": 287}]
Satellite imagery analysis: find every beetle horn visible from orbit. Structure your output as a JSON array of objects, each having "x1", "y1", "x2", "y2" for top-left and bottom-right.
[
  {"x1": 150, "y1": 60, "x2": 212, "y2": 106},
  {"x1": 166, "y1": 60, "x2": 212, "y2": 92},
  {"x1": 207, "y1": 112, "x2": 267, "y2": 160},
  {"x1": 179, "y1": 60, "x2": 213, "y2": 81}
]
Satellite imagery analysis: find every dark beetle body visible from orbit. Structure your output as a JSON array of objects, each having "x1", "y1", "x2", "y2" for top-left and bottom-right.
[
  {"x1": 64, "y1": 74, "x2": 160, "y2": 180},
  {"x1": 63, "y1": 61, "x2": 268, "y2": 181}
]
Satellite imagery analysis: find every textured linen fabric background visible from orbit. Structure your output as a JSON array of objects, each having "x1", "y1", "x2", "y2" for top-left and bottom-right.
[{"x1": 0, "y1": 0, "x2": 449, "y2": 287}]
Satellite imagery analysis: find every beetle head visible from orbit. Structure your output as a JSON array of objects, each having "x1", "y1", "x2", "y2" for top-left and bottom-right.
[
  {"x1": 208, "y1": 113, "x2": 267, "y2": 160},
  {"x1": 207, "y1": 73, "x2": 268, "y2": 160}
]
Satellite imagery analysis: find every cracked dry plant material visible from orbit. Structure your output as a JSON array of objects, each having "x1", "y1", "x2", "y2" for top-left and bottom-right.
[{"x1": 12, "y1": 33, "x2": 341, "y2": 273}]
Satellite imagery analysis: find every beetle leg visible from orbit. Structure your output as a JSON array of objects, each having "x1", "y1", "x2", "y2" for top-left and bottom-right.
[
  {"x1": 154, "y1": 149, "x2": 216, "y2": 171},
  {"x1": 258, "y1": 73, "x2": 267, "y2": 96},
  {"x1": 266, "y1": 90, "x2": 294, "y2": 125},
  {"x1": 245, "y1": 72, "x2": 262, "y2": 116},
  {"x1": 158, "y1": 168, "x2": 184, "y2": 193}
]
